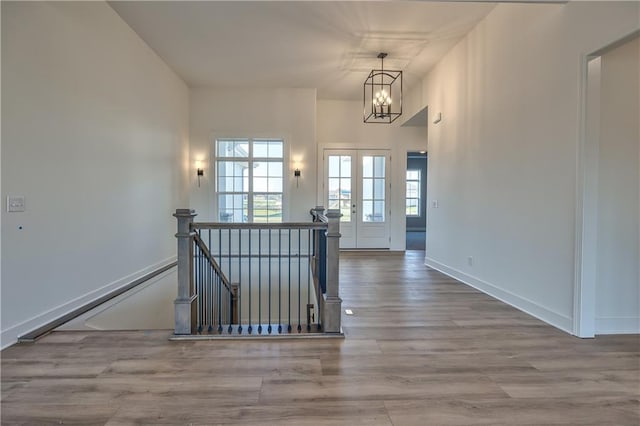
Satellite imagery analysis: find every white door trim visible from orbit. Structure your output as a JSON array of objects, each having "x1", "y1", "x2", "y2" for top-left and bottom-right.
[
  {"x1": 573, "y1": 29, "x2": 640, "y2": 338},
  {"x1": 321, "y1": 148, "x2": 391, "y2": 249}
]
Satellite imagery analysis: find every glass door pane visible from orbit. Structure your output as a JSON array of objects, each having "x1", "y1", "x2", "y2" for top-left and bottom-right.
[
  {"x1": 361, "y1": 155, "x2": 385, "y2": 222},
  {"x1": 324, "y1": 149, "x2": 389, "y2": 249},
  {"x1": 355, "y1": 150, "x2": 390, "y2": 249},
  {"x1": 327, "y1": 155, "x2": 352, "y2": 222}
]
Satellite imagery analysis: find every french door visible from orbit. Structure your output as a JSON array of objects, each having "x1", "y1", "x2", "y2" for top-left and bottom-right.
[{"x1": 324, "y1": 149, "x2": 390, "y2": 249}]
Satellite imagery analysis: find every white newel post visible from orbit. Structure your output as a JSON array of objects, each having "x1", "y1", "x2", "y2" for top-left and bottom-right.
[
  {"x1": 323, "y1": 209, "x2": 342, "y2": 333},
  {"x1": 174, "y1": 209, "x2": 197, "y2": 335}
]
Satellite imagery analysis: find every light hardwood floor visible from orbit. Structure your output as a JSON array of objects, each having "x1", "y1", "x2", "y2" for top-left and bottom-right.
[{"x1": 2, "y1": 251, "x2": 639, "y2": 425}]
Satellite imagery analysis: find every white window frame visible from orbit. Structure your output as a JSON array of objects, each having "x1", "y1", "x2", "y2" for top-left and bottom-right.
[
  {"x1": 214, "y1": 137, "x2": 286, "y2": 223},
  {"x1": 406, "y1": 169, "x2": 421, "y2": 217}
]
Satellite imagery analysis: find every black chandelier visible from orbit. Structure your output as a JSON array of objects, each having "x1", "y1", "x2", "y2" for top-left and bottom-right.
[{"x1": 363, "y1": 52, "x2": 403, "y2": 124}]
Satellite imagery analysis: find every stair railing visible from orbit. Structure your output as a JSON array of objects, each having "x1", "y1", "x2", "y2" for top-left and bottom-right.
[
  {"x1": 173, "y1": 207, "x2": 342, "y2": 336},
  {"x1": 193, "y1": 232, "x2": 236, "y2": 333}
]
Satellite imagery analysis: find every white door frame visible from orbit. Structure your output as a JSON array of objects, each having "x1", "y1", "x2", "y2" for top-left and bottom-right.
[
  {"x1": 319, "y1": 146, "x2": 391, "y2": 249},
  {"x1": 573, "y1": 29, "x2": 640, "y2": 338},
  {"x1": 354, "y1": 149, "x2": 391, "y2": 249}
]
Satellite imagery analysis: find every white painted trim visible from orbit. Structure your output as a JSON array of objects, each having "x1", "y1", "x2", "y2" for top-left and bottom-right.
[
  {"x1": 573, "y1": 53, "x2": 599, "y2": 338},
  {"x1": 318, "y1": 146, "x2": 394, "y2": 249},
  {"x1": 0, "y1": 256, "x2": 177, "y2": 350},
  {"x1": 573, "y1": 28, "x2": 640, "y2": 339},
  {"x1": 596, "y1": 317, "x2": 640, "y2": 335},
  {"x1": 425, "y1": 257, "x2": 573, "y2": 334},
  {"x1": 210, "y1": 132, "x2": 292, "y2": 222}
]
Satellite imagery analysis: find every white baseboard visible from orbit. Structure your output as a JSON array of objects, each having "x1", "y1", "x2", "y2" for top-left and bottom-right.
[
  {"x1": 425, "y1": 256, "x2": 574, "y2": 334},
  {"x1": 596, "y1": 317, "x2": 640, "y2": 335},
  {"x1": 1, "y1": 256, "x2": 176, "y2": 350}
]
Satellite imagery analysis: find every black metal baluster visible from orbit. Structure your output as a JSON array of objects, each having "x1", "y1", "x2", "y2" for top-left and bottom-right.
[
  {"x1": 208, "y1": 229, "x2": 213, "y2": 332},
  {"x1": 201, "y1": 233, "x2": 206, "y2": 332},
  {"x1": 288, "y1": 229, "x2": 292, "y2": 333},
  {"x1": 228, "y1": 228, "x2": 233, "y2": 334},
  {"x1": 201, "y1": 235, "x2": 205, "y2": 332},
  {"x1": 201, "y1": 240, "x2": 205, "y2": 333},
  {"x1": 307, "y1": 228, "x2": 311, "y2": 331},
  {"x1": 298, "y1": 228, "x2": 301, "y2": 332},
  {"x1": 248, "y1": 228, "x2": 252, "y2": 334},
  {"x1": 198, "y1": 235, "x2": 207, "y2": 332},
  {"x1": 206, "y1": 242, "x2": 209, "y2": 331},
  {"x1": 278, "y1": 229, "x2": 282, "y2": 334},
  {"x1": 204, "y1": 231, "x2": 207, "y2": 332},
  {"x1": 218, "y1": 229, "x2": 222, "y2": 333},
  {"x1": 268, "y1": 228, "x2": 272, "y2": 334},
  {"x1": 258, "y1": 230, "x2": 262, "y2": 334},
  {"x1": 197, "y1": 240, "x2": 202, "y2": 333},
  {"x1": 238, "y1": 228, "x2": 242, "y2": 335}
]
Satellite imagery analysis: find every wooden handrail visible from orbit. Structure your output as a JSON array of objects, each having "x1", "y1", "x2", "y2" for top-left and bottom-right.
[
  {"x1": 192, "y1": 222, "x2": 327, "y2": 230},
  {"x1": 193, "y1": 232, "x2": 232, "y2": 292},
  {"x1": 310, "y1": 208, "x2": 328, "y2": 223}
]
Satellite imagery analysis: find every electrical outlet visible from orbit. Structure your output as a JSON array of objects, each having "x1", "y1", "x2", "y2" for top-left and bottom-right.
[
  {"x1": 467, "y1": 256, "x2": 473, "y2": 266},
  {"x1": 432, "y1": 200, "x2": 439, "y2": 208}
]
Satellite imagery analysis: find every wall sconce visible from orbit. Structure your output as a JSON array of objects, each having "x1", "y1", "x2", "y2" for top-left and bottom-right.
[
  {"x1": 196, "y1": 160, "x2": 204, "y2": 187},
  {"x1": 292, "y1": 156, "x2": 303, "y2": 188}
]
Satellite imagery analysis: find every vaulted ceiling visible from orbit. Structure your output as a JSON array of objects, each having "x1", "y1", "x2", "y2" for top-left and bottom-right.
[{"x1": 108, "y1": 2, "x2": 510, "y2": 100}]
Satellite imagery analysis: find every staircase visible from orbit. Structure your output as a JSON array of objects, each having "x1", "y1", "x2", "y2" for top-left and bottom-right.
[{"x1": 172, "y1": 207, "x2": 343, "y2": 338}]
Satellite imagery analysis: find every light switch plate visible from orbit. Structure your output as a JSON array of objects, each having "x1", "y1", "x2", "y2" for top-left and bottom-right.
[{"x1": 7, "y1": 196, "x2": 25, "y2": 212}]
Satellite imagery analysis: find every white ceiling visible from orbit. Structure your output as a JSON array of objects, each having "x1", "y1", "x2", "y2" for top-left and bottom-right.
[{"x1": 109, "y1": 1, "x2": 499, "y2": 100}]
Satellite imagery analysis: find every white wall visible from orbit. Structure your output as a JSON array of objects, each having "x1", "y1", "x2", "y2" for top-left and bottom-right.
[
  {"x1": 59, "y1": 269, "x2": 177, "y2": 331},
  {"x1": 316, "y1": 100, "x2": 426, "y2": 250},
  {"x1": 595, "y1": 37, "x2": 640, "y2": 334},
  {"x1": 420, "y1": 1, "x2": 639, "y2": 333},
  {"x1": 1, "y1": 2, "x2": 190, "y2": 348},
  {"x1": 189, "y1": 88, "x2": 317, "y2": 222}
]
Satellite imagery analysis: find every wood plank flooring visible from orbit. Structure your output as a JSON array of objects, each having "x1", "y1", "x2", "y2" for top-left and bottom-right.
[{"x1": 2, "y1": 251, "x2": 639, "y2": 425}]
